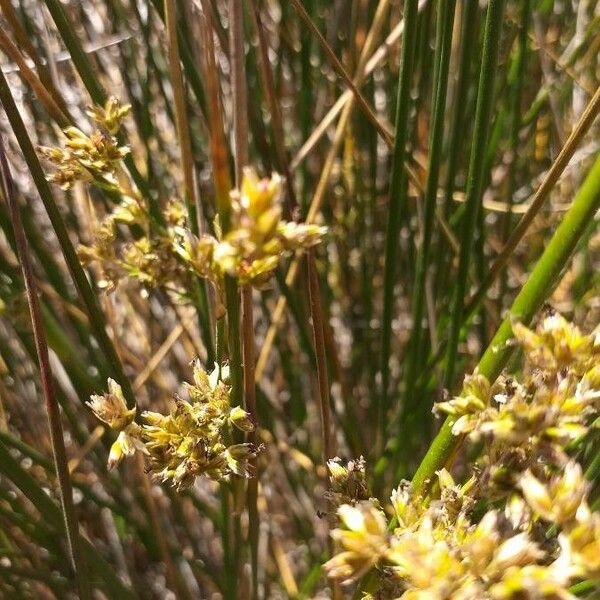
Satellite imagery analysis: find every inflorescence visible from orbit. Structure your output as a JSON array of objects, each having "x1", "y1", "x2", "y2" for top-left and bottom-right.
[
  {"x1": 41, "y1": 97, "x2": 326, "y2": 298},
  {"x1": 87, "y1": 361, "x2": 256, "y2": 491},
  {"x1": 325, "y1": 311, "x2": 600, "y2": 599}
]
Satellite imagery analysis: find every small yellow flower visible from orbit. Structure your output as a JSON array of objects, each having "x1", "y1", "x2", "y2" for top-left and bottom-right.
[
  {"x1": 108, "y1": 429, "x2": 145, "y2": 470},
  {"x1": 87, "y1": 96, "x2": 131, "y2": 134},
  {"x1": 520, "y1": 464, "x2": 588, "y2": 525},
  {"x1": 489, "y1": 564, "x2": 571, "y2": 599},
  {"x1": 87, "y1": 378, "x2": 135, "y2": 430},
  {"x1": 325, "y1": 502, "x2": 388, "y2": 581},
  {"x1": 240, "y1": 167, "x2": 281, "y2": 218},
  {"x1": 229, "y1": 406, "x2": 255, "y2": 432}
]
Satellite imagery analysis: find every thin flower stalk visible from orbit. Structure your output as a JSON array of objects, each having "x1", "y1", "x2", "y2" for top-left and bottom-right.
[
  {"x1": 229, "y1": 0, "x2": 260, "y2": 595},
  {"x1": 380, "y1": 0, "x2": 419, "y2": 450},
  {"x1": 443, "y1": 0, "x2": 506, "y2": 393}
]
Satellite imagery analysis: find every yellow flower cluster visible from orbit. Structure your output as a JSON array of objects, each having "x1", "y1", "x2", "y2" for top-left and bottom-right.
[
  {"x1": 42, "y1": 100, "x2": 326, "y2": 298},
  {"x1": 39, "y1": 97, "x2": 131, "y2": 190},
  {"x1": 87, "y1": 362, "x2": 256, "y2": 490},
  {"x1": 326, "y1": 467, "x2": 598, "y2": 598},
  {"x1": 78, "y1": 215, "x2": 186, "y2": 293},
  {"x1": 175, "y1": 167, "x2": 326, "y2": 289},
  {"x1": 325, "y1": 312, "x2": 600, "y2": 598},
  {"x1": 436, "y1": 311, "x2": 600, "y2": 493}
]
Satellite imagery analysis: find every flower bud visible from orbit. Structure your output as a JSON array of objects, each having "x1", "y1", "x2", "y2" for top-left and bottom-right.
[
  {"x1": 229, "y1": 406, "x2": 254, "y2": 432},
  {"x1": 87, "y1": 378, "x2": 135, "y2": 430}
]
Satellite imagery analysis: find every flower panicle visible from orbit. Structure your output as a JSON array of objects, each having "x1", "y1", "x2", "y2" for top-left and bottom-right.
[
  {"x1": 326, "y1": 313, "x2": 600, "y2": 598},
  {"x1": 40, "y1": 96, "x2": 131, "y2": 190},
  {"x1": 179, "y1": 167, "x2": 327, "y2": 287},
  {"x1": 87, "y1": 363, "x2": 257, "y2": 490}
]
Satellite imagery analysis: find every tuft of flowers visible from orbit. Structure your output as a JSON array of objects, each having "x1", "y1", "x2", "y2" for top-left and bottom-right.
[
  {"x1": 325, "y1": 311, "x2": 600, "y2": 598},
  {"x1": 39, "y1": 97, "x2": 131, "y2": 190},
  {"x1": 86, "y1": 378, "x2": 144, "y2": 470},
  {"x1": 78, "y1": 217, "x2": 186, "y2": 293},
  {"x1": 87, "y1": 362, "x2": 257, "y2": 491},
  {"x1": 175, "y1": 167, "x2": 326, "y2": 289},
  {"x1": 42, "y1": 101, "x2": 326, "y2": 298},
  {"x1": 435, "y1": 310, "x2": 600, "y2": 496}
]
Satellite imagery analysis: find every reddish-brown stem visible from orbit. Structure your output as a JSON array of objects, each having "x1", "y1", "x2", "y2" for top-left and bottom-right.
[
  {"x1": 0, "y1": 131, "x2": 91, "y2": 599},
  {"x1": 307, "y1": 250, "x2": 334, "y2": 468}
]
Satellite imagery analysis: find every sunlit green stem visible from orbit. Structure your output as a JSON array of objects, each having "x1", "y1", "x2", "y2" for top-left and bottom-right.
[{"x1": 413, "y1": 152, "x2": 600, "y2": 494}]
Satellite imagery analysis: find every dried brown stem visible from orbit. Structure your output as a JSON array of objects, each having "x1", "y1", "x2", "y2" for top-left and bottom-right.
[{"x1": 307, "y1": 250, "x2": 334, "y2": 467}]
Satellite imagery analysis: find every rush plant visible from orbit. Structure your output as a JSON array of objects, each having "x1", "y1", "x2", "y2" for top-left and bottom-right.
[{"x1": 0, "y1": 1, "x2": 599, "y2": 599}]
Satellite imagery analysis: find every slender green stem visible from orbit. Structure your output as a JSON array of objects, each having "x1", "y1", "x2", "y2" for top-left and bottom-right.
[
  {"x1": 434, "y1": 0, "x2": 478, "y2": 298},
  {"x1": 500, "y1": 0, "x2": 531, "y2": 301},
  {"x1": 413, "y1": 152, "x2": 600, "y2": 494},
  {"x1": 200, "y1": 4, "x2": 243, "y2": 596},
  {"x1": 0, "y1": 0, "x2": 69, "y2": 117},
  {"x1": 229, "y1": 0, "x2": 260, "y2": 595},
  {"x1": 401, "y1": 0, "x2": 455, "y2": 433},
  {"x1": 442, "y1": 0, "x2": 505, "y2": 392},
  {"x1": 379, "y1": 0, "x2": 419, "y2": 449},
  {"x1": 242, "y1": 286, "x2": 260, "y2": 600},
  {"x1": 413, "y1": 85, "x2": 600, "y2": 390}
]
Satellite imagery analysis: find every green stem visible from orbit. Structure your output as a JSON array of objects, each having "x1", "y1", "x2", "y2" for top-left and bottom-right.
[
  {"x1": 413, "y1": 152, "x2": 600, "y2": 494},
  {"x1": 400, "y1": 0, "x2": 455, "y2": 439},
  {"x1": 443, "y1": 0, "x2": 505, "y2": 391},
  {"x1": 434, "y1": 0, "x2": 478, "y2": 298},
  {"x1": 379, "y1": 0, "x2": 419, "y2": 449},
  {"x1": 500, "y1": 0, "x2": 531, "y2": 301}
]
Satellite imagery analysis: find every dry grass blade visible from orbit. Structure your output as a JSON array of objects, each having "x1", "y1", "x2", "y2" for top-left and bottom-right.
[
  {"x1": 466, "y1": 84, "x2": 600, "y2": 315},
  {"x1": 288, "y1": 0, "x2": 393, "y2": 148}
]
